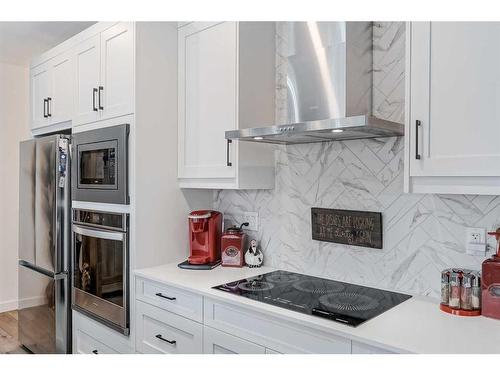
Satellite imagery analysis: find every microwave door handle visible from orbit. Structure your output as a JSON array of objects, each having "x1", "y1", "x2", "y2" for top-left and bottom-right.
[{"x1": 72, "y1": 225, "x2": 125, "y2": 242}]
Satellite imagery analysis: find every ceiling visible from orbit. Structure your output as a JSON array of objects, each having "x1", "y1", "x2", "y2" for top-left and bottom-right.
[{"x1": 0, "y1": 22, "x2": 96, "y2": 65}]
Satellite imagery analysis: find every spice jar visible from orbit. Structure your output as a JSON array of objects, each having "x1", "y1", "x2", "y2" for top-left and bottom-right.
[
  {"x1": 441, "y1": 269, "x2": 450, "y2": 305},
  {"x1": 471, "y1": 272, "x2": 481, "y2": 311},
  {"x1": 461, "y1": 273, "x2": 473, "y2": 310},
  {"x1": 449, "y1": 272, "x2": 461, "y2": 309}
]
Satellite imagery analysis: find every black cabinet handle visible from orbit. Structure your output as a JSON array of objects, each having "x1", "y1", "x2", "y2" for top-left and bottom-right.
[
  {"x1": 92, "y1": 349, "x2": 98, "y2": 354},
  {"x1": 155, "y1": 292, "x2": 176, "y2": 301},
  {"x1": 415, "y1": 120, "x2": 421, "y2": 160},
  {"x1": 98, "y1": 86, "x2": 104, "y2": 110},
  {"x1": 93, "y1": 88, "x2": 98, "y2": 111},
  {"x1": 43, "y1": 98, "x2": 48, "y2": 118},
  {"x1": 47, "y1": 97, "x2": 52, "y2": 117},
  {"x1": 226, "y1": 139, "x2": 232, "y2": 167},
  {"x1": 155, "y1": 334, "x2": 176, "y2": 345}
]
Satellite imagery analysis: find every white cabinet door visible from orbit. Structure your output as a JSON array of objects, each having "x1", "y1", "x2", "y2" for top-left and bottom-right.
[
  {"x1": 50, "y1": 51, "x2": 74, "y2": 124},
  {"x1": 74, "y1": 34, "x2": 101, "y2": 126},
  {"x1": 99, "y1": 22, "x2": 134, "y2": 121},
  {"x1": 136, "y1": 301, "x2": 203, "y2": 354},
  {"x1": 178, "y1": 22, "x2": 238, "y2": 180},
  {"x1": 203, "y1": 326, "x2": 265, "y2": 354},
  {"x1": 31, "y1": 61, "x2": 51, "y2": 129},
  {"x1": 74, "y1": 329, "x2": 119, "y2": 354},
  {"x1": 410, "y1": 22, "x2": 500, "y2": 177}
]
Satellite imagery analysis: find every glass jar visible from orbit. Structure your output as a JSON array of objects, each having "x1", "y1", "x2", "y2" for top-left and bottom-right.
[
  {"x1": 471, "y1": 272, "x2": 481, "y2": 311},
  {"x1": 441, "y1": 269, "x2": 450, "y2": 305},
  {"x1": 449, "y1": 272, "x2": 461, "y2": 309},
  {"x1": 461, "y1": 273, "x2": 473, "y2": 310}
]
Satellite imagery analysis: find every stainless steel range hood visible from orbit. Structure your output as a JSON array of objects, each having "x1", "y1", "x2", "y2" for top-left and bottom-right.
[{"x1": 225, "y1": 22, "x2": 404, "y2": 145}]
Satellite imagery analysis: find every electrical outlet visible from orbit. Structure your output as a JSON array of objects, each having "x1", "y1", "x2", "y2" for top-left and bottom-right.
[
  {"x1": 466, "y1": 227, "x2": 486, "y2": 256},
  {"x1": 243, "y1": 211, "x2": 259, "y2": 231}
]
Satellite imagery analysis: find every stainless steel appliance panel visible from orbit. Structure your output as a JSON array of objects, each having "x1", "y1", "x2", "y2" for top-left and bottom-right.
[
  {"x1": 72, "y1": 210, "x2": 129, "y2": 335},
  {"x1": 34, "y1": 136, "x2": 57, "y2": 273},
  {"x1": 19, "y1": 140, "x2": 36, "y2": 264},
  {"x1": 72, "y1": 124, "x2": 129, "y2": 204},
  {"x1": 18, "y1": 264, "x2": 70, "y2": 353},
  {"x1": 18, "y1": 134, "x2": 72, "y2": 354}
]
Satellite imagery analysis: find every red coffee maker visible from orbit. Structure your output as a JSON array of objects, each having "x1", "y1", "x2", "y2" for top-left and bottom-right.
[
  {"x1": 482, "y1": 228, "x2": 500, "y2": 319},
  {"x1": 178, "y1": 210, "x2": 222, "y2": 270}
]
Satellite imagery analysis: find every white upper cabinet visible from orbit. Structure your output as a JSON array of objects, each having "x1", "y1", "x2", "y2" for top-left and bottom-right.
[
  {"x1": 74, "y1": 34, "x2": 101, "y2": 125},
  {"x1": 31, "y1": 61, "x2": 52, "y2": 129},
  {"x1": 179, "y1": 22, "x2": 238, "y2": 181},
  {"x1": 30, "y1": 22, "x2": 134, "y2": 132},
  {"x1": 73, "y1": 22, "x2": 134, "y2": 126},
  {"x1": 30, "y1": 50, "x2": 74, "y2": 131},
  {"x1": 178, "y1": 22, "x2": 276, "y2": 189},
  {"x1": 406, "y1": 22, "x2": 500, "y2": 194},
  {"x1": 49, "y1": 51, "x2": 74, "y2": 125},
  {"x1": 99, "y1": 22, "x2": 134, "y2": 121}
]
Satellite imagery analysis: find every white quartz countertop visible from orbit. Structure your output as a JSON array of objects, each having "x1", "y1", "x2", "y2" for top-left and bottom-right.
[{"x1": 134, "y1": 262, "x2": 500, "y2": 354}]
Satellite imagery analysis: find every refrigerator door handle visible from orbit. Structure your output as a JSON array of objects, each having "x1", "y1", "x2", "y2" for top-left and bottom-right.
[
  {"x1": 19, "y1": 260, "x2": 54, "y2": 278},
  {"x1": 54, "y1": 271, "x2": 68, "y2": 280}
]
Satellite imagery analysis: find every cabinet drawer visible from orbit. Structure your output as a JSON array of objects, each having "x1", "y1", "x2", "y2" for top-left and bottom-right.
[
  {"x1": 72, "y1": 310, "x2": 132, "y2": 354},
  {"x1": 136, "y1": 300, "x2": 203, "y2": 354},
  {"x1": 204, "y1": 298, "x2": 351, "y2": 354},
  {"x1": 75, "y1": 329, "x2": 119, "y2": 354},
  {"x1": 203, "y1": 326, "x2": 265, "y2": 354},
  {"x1": 135, "y1": 277, "x2": 203, "y2": 322}
]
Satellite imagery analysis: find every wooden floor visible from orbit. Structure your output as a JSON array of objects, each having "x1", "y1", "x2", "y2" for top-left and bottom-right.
[{"x1": 0, "y1": 311, "x2": 29, "y2": 354}]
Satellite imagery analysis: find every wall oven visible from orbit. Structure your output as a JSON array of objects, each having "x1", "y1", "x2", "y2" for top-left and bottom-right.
[
  {"x1": 72, "y1": 209, "x2": 129, "y2": 335},
  {"x1": 72, "y1": 124, "x2": 129, "y2": 204}
]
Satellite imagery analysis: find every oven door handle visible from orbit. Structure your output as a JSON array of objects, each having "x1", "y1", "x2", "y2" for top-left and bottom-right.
[{"x1": 72, "y1": 225, "x2": 125, "y2": 241}]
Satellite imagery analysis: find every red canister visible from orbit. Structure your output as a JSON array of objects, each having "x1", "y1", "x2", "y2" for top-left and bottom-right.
[{"x1": 221, "y1": 223, "x2": 249, "y2": 267}]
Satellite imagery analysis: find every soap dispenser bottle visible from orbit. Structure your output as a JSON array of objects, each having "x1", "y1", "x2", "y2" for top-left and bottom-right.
[{"x1": 482, "y1": 228, "x2": 500, "y2": 319}]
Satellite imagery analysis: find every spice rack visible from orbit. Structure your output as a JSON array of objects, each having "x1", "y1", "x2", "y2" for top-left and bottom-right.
[{"x1": 440, "y1": 268, "x2": 481, "y2": 317}]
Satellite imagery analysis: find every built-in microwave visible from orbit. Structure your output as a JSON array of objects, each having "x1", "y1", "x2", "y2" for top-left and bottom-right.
[{"x1": 72, "y1": 124, "x2": 129, "y2": 204}]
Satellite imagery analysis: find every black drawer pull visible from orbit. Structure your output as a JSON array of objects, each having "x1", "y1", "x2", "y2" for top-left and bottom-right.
[
  {"x1": 92, "y1": 349, "x2": 98, "y2": 354},
  {"x1": 92, "y1": 88, "x2": 98, "y2": 111},
  {"x1": 98, "y1": 86, "x2": 104, "y2": 110},
  {"x1": 155, "y1": 334, "x2": 176, "y2": 345},
  {"x1": 155, "y1": 292, "x2": 176, "y2": 301},
  {"x1": 43, "y1": 98, "x2": 48, "y2": 118},
  {"x1": 47, "y1": 97, "x2": 52, "y2": 117},
  {"x1": 226, "y1": 139, "x2": 232, "y2": 167},
  {"x1": 415, "y1": 120, "x2": 421, "y2": 160}
]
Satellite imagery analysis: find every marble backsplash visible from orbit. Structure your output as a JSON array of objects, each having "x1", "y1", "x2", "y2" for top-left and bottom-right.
[{"x1": 214, "y1": 22, "x2": 500, "y2": 298}]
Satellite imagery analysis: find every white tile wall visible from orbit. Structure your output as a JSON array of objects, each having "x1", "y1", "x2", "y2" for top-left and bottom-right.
[{"x1": 214, "y1": 22, "x2": 500, "y2": 298}]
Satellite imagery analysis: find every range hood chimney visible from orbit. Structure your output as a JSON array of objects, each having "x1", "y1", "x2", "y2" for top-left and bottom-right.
[{"x1": 225, "y1": 22, "x2": 404, "y2": 145}]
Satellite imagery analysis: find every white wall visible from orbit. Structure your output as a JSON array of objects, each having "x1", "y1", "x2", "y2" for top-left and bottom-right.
[{"x1": 0, "y1": 62, "x2": 30, "y2": 312}]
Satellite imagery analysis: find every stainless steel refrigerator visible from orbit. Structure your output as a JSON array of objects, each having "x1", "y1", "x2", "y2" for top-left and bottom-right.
[{"x1": 18, "y1": 134, "x2": 71, "y2": 354}]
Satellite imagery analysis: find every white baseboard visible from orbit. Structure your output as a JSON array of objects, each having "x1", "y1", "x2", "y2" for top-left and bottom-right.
[
  {"x1": 18, "y1": 296, "x2": 47, "y2": 309},
  {"x1": 0, "y1": 299, "x2": 18, "y2": 313},
  {"x1": 0, "y1": 295, "x2": 47, "y2": 313}
]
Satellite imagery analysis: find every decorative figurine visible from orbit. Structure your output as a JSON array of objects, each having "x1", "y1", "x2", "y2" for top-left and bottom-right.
[{"x1": 245, "y1": 239, "x2": 264, "y2": 268}]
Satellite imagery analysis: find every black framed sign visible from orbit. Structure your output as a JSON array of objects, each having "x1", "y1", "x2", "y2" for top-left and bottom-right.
[{"x1": 311, "y1": 208, "x2": 383, "y2": 249}]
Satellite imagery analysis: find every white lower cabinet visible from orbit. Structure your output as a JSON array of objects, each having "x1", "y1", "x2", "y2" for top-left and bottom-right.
[
  {"x1": 135, "y1": 300, "x2": 203, "y2": 354},
  {"x1": 203, "y1": 298, "x2": 351, "y2": 354},
  {"x1": 72, "y1": 310, "x2": 133, "y2": 354},
  {"x1": 133, "y1": 278, "x2": 394, "y2": 355},
  {"x1": 75, "y1": 330, "x2": 119, "y2": 354},
  {"x1": 203, "y1": 326, "x2": 265, "y2": 354}
]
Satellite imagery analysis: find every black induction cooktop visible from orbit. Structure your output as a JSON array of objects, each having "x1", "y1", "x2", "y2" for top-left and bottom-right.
[{"x1": 213, "y1": 270, "x2": 411, "y2": 327}]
